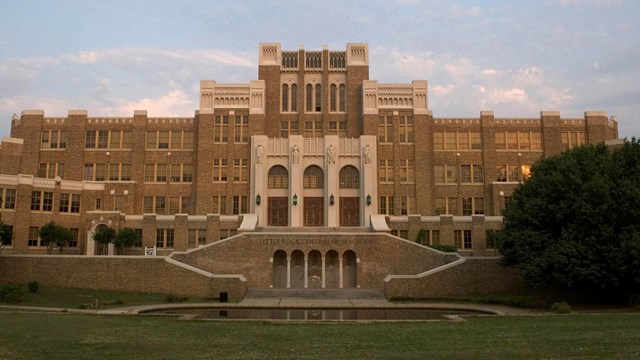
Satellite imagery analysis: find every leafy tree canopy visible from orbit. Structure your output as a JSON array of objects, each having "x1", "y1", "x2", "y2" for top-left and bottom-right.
[
  {"x1": 499, "y1": 140, "x2": 640, "y2": 294},
  {"x1": 114, "y1": 227, "x2": 138, "y2": 255},
  {"x1": 39, "y1": 221, "x2": 75, "y2": 254}
]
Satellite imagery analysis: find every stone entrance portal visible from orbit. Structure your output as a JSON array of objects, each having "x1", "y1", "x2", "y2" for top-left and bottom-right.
[
  {"x1": 272, "y1": 249, "x2": 358, "y2": 289},
  {"x1": 268, "y1": 197, "x2": 288, "y2": 226},
  {"x1": 339, "y1": 197, "x2": 359, "y2": 226}
]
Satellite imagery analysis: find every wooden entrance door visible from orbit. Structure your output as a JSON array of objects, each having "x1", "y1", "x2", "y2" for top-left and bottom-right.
[
  {"x1": 339, "y1": 197, "x2": 359, "y2": 227},
  {"x1": 268, "y1": 197, "x2": 288, "y2": 226},
  {"x1": 304, "y1": 197, "x2": 324, "y2": 226}
]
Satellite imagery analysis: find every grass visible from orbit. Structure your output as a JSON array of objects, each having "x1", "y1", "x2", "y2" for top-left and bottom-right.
[
  {"x1": 6, "y1": 286, "x2": 215, "y2": 309},
  {"x1": 0, "y1": 312, "x2": 639, "y2": 359}
]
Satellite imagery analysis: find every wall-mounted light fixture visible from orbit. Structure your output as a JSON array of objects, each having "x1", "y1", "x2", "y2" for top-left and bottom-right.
[
  {"x1": 366, "y1": 194, "x2": 372, "y2": 206},
  {"x1": 292, "y1": 193, "x2": 298, "y2": 206},
  {"x1": 256, "y1": 194, "x2": 261, "y2": 206},
  {"x1": 329, "y1": 194, "x2": 335, "y2": 206}
]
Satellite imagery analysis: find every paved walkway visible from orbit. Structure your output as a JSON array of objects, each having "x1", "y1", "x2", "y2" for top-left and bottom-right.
[{"x1": 1, "y1": 298, "x2": 538, "y2": 316}]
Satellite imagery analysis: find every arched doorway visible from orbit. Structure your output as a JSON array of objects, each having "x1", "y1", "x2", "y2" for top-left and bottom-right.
[
  {"x1": 268, "y1": 166, "x2": 289, "y2": 226},
  {"x1": 272, "y1": 250, "x2": 287, "y2": 288},
  {"x1": 290, "y1": 250, "x2": 305, "y2": 288},
  {"x1": 308, "y1": 250, "x2": 322, "y2": 288},
  {"x1": 325, "y1": 250, "x2": 339, "y2": 288},
  {"x1": 343, "y1": 250, "x2": 357, "y2": 288},
  {"x1": 303, "y1": 165, "x2": 324, "y2": 226}
]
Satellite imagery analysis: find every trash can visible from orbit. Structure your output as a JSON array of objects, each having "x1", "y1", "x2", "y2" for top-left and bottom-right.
[{"x1": 219, "y1": 291, "x2": 228, "y2": 303}]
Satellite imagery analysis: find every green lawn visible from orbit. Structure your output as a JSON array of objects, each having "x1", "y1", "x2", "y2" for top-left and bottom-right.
[
  {"x1": 0, "y1": 312, "x2": 639, "y2": 359},
  {"x1": 10, "y1": 286, "x2": 214, "y2": 309}
]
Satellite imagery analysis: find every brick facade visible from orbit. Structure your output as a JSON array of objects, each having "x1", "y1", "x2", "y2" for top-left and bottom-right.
[{"x1": 0, "y1": 42, "x2": 618, "y2": 260}]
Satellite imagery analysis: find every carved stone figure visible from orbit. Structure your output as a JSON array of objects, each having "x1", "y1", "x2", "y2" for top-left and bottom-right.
[
  {"x1": 291, "y1": 144, "x2": 300, "y2": 164},
  {"x1": 256, "y1": 145, "x2": 264, "y2": 165},
  {"x1": 363, "y1": 144, "x2": 371, "y2": 165},
  {"x1": 327, "y1": 144, "x2": 336, "y2": 165}
]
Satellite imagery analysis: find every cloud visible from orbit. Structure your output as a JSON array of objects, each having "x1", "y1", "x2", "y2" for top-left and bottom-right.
[
  {"x1": 114, "y1": 90, "x2": 195, "y2": 117},
  {"x1": 558, "y1": 0, "x2": 623, "y2": 6}
]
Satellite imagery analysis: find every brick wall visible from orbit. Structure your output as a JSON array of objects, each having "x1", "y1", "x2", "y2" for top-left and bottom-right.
[
  {"x1": 0, "y1": 255, "x2": 247, "y2": 299},
  {"x1": 384, "y1": 257, "x2": 526, "y2": 298}
]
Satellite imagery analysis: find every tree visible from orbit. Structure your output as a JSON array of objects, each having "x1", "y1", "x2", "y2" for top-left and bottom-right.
[
  {"x1": 498, "y1": 140, "x2": 640, "y2": 295},
  {"x1": 93, "y1": 226, "x2": 116, "y2": 255},
  {"x1": 114, "y1": 227, "x2": 138, "y2": 255},
  {"x1": 38, "y1": 221, "x2": 74, "y2": 254},
  {"x1": 0, "y1": 219, "x2": 13, "y2": 254}
]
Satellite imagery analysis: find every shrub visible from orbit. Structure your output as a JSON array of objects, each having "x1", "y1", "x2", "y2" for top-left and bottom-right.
[
  {"x1": 551, "y1": 301, "x2": 573, "y2": 314},
  {"x1": 28, "y1": 281, "x2": 39, "y2": 293},
  {"x1": 0, "y1": 284, "x2": 24, "y2": 303},
  {"x1": 428, "y1": 244, "x2": 458, "y2": 253}
]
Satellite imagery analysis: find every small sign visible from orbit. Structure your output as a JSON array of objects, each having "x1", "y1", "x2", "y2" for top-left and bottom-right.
[{"x1": 145, "y1": 246, "x2": 157, "y2": 256}]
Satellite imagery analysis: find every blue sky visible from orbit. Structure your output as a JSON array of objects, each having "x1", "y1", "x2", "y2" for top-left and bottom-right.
[{"x1": 1, "y1": 0, "x2": 638, "y2": 138}]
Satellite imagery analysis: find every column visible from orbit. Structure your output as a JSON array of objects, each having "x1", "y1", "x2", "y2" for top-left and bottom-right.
[
  {"x1": 286, "y1": 256, "x2": 291, "y2": 288},
  {"x1": 304, "y1": 255, "x2": 309, "y2": 288},
  {"x1": 321, "y1": 256, "x2": 326, "y2": 288},
  {"x1": 339, "y1": 257, "x2": 344, "y2": 288}
]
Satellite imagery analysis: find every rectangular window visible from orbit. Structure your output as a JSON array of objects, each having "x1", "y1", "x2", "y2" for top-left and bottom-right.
[
  {"x1": 378, "y1": 116, "x2": 393, "y2": 144},
  {"x1": 30, "y1": 191, "x2": 41, "y2": 211},
  {"x1": 232, "y1": 196, "x2": 240, "y2": 215},
  {"x1": 114, "y1": 195, "x2": 124, "y2": 212},
  {"x1": 183, "y1": 131, "x2": 194, "y2": 150},
  {"x1": 85, "y1": 130, "x2": 96, "y2": 149},
  {"x1": 460, "y1": 165, "x2": 472, "y2": 183},
  {"x1": 188, "y1": 229, "x2": 197, "y2": 248},
  {"x1": 171, "y1": 131, "x2": 182, "y2": 150},
  {"x1": 433, "y1": 132, "x2": 444, "y2": 150},
  {"x1": 143, "y1": 196, "x2": 154, "y2": 213},
  {"x1": 378, "y1": 195, "x2": 394, "y2": 215},
  {"x1": 158, "y1": 131, "x2": 169, "y2": 149},
  {"x1": 42, "y1": 192, "x2": 53, "y2": 212},
  {"x1": 182, "y1": 164, "x2": 193, "y2": 182},
  {"x1": 448, "y1": 197, "x2": 458, "y2": 216},
  {"x1": 156, "y1": 164, "x2": 167, "y2": 182},
  {"x1": 234, "y1": 115, "x2": 249, "y2": 143},
  {"x1": 169, "y1": 197, "x2": 180, "y2": 215},
  {"x1": 213, "y1": 159, "x2": 228, "y2": 182},
  {"x1": 133, "y1": 229, "x2": 142, "y2": 248},
  {"x1": 233, "y1": 159, "x2": 248, "y2": 182},
  {"x1": 472, "y1": 165, "x2": 484, "y2": 183},
  {"x1": 110, "y1": 130, "x2": 121, "y2": 149},
  {"x1": 1, "y1": 189, "x2": 16, "y2": 209},
  {"x1": 212, "y1": 196, "x2": 227, "y2": 215},
  {"x1": 59, "y1": 193, "x2": 69, "y2": 212},
  {"x1": 214, "y1": 116, "x2": 229, "y2": 142},
  {"x1": 155, "y1": 196, "x2": 166, "y2": 214},
  {"x1": 97, "y1": 130, "x2": 109, "y2": 149},
  {"x1": 400, "y1": 159, "x2": 414, "y2": 183},
  {"x1": 122, "y1": 131, "x2": 133, "y2": 149},
  {"x1": 431, "y1": 230, "x2": 440, "y2": 245},
  {"x1": 28, "y1": 227, "x2": 40, "y2": 247},
  {"x1": 463, "y1": 229, "x2": 472, "y2": 249},
  {"x1": 458, "y1": 132, "x2": 469, "y2": 150},
  {"x1": 445, "y1": 132, "x2": 456, "y2": 150},
  {"x1": 399, "y1": 116, "x2": 414, "y2": 144},
  {"x1": 70, "y1": 194, "x2": 81, "y2": 213}
]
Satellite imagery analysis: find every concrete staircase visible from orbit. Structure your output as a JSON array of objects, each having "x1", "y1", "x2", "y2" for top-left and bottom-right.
[
  {"x1": 245, "y1": 288, "x2": 386, "y2": 299},
  {"x1": 256, "y1": 227, "x2": 372, "y2": 233}
]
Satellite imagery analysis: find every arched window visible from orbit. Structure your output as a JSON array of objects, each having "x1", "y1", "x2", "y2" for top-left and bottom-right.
[
  {"x1": 268, "y1": 166, "x2": 289, "y2": 188},
  {"x1": 281, "y1": 84, "x2": 289, "y2": 112},
  {"x1": 339, "y1": 166, "x2": 359, "y2": 189},
  {"x1": 315, "y1": 84, "x2": 322, "y2": 112},
  {"x1": 330, "y1": 84, "x2": 337, "y2": 112},
  {"x1": 306, "y1": 84, "x2": 313, "y2": 112},
  {"x1": 303, "y1": 165, "x2": 324, "y2": 189},
  {"x1": 339, "y1": 84, "x2": 346, "y2": 112},
  {"x1": 291, "y1": 84, "x2": 297, "y2": 112}
]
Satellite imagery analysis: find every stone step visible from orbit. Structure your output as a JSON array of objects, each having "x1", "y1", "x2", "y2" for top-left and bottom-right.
[
  {"x1": 245, "y1": 288, "x2": 386, "y2": 299},
  {"x1": 256, "y1": 227, "x2": 372, "y2": 233}
]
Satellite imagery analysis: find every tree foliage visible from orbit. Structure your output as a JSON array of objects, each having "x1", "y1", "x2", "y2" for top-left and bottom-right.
[
  {"x1": 114, "y1": 227, "x2": 138, "y2": 255},
  {"x1": 0, "y1": 219, "x2": 13, "y2": 254},
  {"x1": 498, "y1": 140, "x2": 640, "y2": 294},
  {"x1": 93, "y1": 226, "x2": 116, "y2": 255},
  {"x1": 38, "y1": 221, "x2": 75, "y2": 254}
]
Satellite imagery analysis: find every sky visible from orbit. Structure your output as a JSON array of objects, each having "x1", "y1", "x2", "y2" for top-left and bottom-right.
[{"x1": 0, "y1": 0, "x2": 638, "y2": 138}]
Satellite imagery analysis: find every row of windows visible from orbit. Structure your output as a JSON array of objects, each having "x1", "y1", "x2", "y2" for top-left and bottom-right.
[
  {"x1": 267, "y1": 165, "x2": 360, "y2": 189},
  {"x1": 84, "y1": 163, "x2": 132, "y2": 181},
  {"x1": 416, "y1": 229, "x2": 440, "y2": 247},
  {"x1": 561, "y1": 131, "x2": 586, "y2": 149},
  {"x1": 434, "y1": 132, "x2": 482, "y2": 151},
  {"x1": 377, "y1": 159, "x2": 415, "y2": 183},
  {"x1": 212, "y1": 159, "x2": 248, "y2": 183},
  {"x1": 280, "y1": 120, "x2": 348, "y2": 138},
  {"x1": 280, "y1": 52, "x2": 346, "y2": 69},
  {"x1": 146, "y1": 130, "x2": 194, "y2": 150},
  {"x1": 41, "y1": 130, "x2": 67, "y2": 149},
  {"x1": 496, "y1": 165, "x2": 531, "y2": 182},
  {"x1": 211, "y1": 195, "x2": 248, "y2": 215},
  {"x1": 435, "y1": 197, "x2": 485, "y2": 216},
  {"x1": 378, "y1": 115, "x2": 415, "y2": 144},
  {"x1": 213, "y1": 115, "x2": 249, "y2": 143},
  {"x1": 143, "y1": 196, "x2": 192, "y2": 215},
  {"x1": 379, "y1": 195, "x2": 416, "y2": 215},
  {"x1": 284, "y1": 83, "x2": 347, "y2": 114},
  {"x1": 86, "y1": 130, "x2": 133, "y2": 149},
  {"x1": 37, "y1": 163, "x2": 64, "y2": 179},
  {"x1": 144, "y1": 164, "x2": 194, "y2": 183},
  {"x1": 495, "y1": 131, "x2": 542, "y2": 151},
  {"x1": 434, "y1": 165, "x2": 484, "y2": 184},
  {"x1": 30, "y1": 191, "x2": 81, "y2": 213}
]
